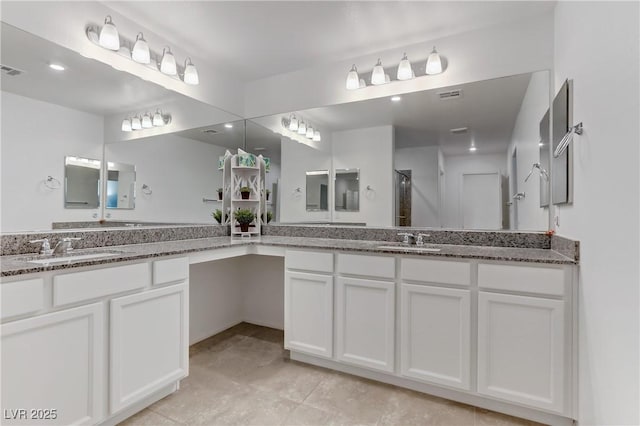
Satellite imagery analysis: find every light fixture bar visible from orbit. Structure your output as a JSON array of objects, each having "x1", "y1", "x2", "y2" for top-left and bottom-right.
[{"x1": 122, "y1": 110, "x2": 171, "y2": 132}]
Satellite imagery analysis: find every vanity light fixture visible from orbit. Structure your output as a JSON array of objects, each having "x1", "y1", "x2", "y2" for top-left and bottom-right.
[
  {"x1": 183, "y1": 58, "x2": 199, "y2": 85},
  {"x1": 141, "y1": 112, "x2": 153, "y2": 129},
  {"x1": 297, "y1": 120, "x2": 307, "y2": 135},
  {"x1": 288, "y1": 114, "x2": 299, "y2": 131},
  {"x1": 160, "y1": 47, "x2": 177, "y2": 75},
  {"x1": 313, "y1": 130, "x2": 321, "y2": 142},
  {"x1": 426, "y1": 46, "x2": 443, "y2": 75},
  {"x1": 123, "y1": 110, "x2": 171, "y2": 132},
  {"x1": 121, "y1": 118, "x2": 132, "y2": 132},
  {"x1": 306, "y1": 125, "x2": 314, "y2": 139},
  {"x1": 131, "y1": 116, "x2": 142, "y2": 130},
  {"x1": 396, "y1": 53, "x2": 413, "y2": 81},
  {"x1": 152, "y1": 110, "x2": 164, "y2": 126},
  {"x1": 131, "y1": 33, "x2": 150, "y2": 64},
  {"x1": 346, "y1": 64, "x2": 360, "y2": 90},
  {"x1": 98, "y1": 15, "x2": 120, "y2": 50},
  {"x1": 371, "y1": 59, "x2": 386, "y2": 85},
  {"x1": 49, "y1": 63, "x2": 65, "y2": 71}
]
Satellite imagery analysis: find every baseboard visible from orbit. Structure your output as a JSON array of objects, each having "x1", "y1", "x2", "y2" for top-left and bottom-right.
[{"x1": 99, "y1": 382, "x2": 178, "y2": 426}]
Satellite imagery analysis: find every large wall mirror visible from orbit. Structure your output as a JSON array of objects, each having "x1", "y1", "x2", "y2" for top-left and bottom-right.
[{"x1": 247, "y1": 70, "x2": 552, "y2": 231}]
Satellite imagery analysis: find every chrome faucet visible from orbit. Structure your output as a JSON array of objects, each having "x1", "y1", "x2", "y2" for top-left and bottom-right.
[
  {"x1": 397, "y1": 232, "x2": 415, "y2": 244},
  {"x1": 52, "y1": 237, "x2": 82, "y2": 254},
  {"x1": 29, "y1": 238, "x2": 53, "y2": 255},
  {"x1": 416, "y1": 233, "x2": 431, "y2": 246}
]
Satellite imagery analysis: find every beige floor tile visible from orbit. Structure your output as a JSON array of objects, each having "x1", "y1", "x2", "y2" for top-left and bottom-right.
[
  {"x1": 282, "y1": 404, "x2": 334, "y2": 426},
  {"x1": 475, "y1": 408, "x2": 546, "y2": 426},
  {"x1": 202, "y1": 387, "x2": 299, "y2": 425},
  {"x1": 118, "y1": 409, "x2": 178, "y2": 425}
]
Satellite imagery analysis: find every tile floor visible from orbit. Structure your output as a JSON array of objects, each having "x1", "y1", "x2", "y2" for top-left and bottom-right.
[{"x1": 120, "y1": 323, "x2": 544, "y2": 426}]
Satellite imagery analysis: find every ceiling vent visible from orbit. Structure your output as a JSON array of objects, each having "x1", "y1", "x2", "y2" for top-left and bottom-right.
[
  {"x1": 438, "y1": 89, "x2": 462, "y2": 100},
  {"x1": 450, "y1": 127, "x2": 468, "y2": 135},
  {"x1": 0, "y1": 64, "x2": 24, "y2": 76},
  {"x1": 201, "y1": 129, "x2": 218, "y2": 135}
]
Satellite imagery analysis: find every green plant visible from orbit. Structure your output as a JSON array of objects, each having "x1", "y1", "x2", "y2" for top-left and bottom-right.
[
  {"x1": 239, "y1": 186, "x2": 251, "y2": 193},
  {"x1": 265, "y1": 189, "x2": 271, "y2": 195},
  {"x1": 234, "y1": 209, "x2": 255, "y2": 225},
  {"x1": 217, "y1": 188, "x2": 223, "y2": 193},
  {"x1": 266, "y1": 211, "x2": 273, "y2": 223},
  {"x1": 212, "y1": 209, "x2": 222, "y2": 224}
]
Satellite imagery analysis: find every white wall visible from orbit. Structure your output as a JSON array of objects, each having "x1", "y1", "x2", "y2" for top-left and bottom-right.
[
  {"x1": 244, "y1": 12, "x2": 554, "y2": 117},
  {"x1": 105, "y1": 135, "x2": 226, "y2": 223},
  {"x1": 553, "y1": 2, "x2": 640, "y2": 425},
  {"x1": 332, "y1": 125, "x2": 395, "y2": 226},
  {"x1": 441, "y1": 152, "x2": 507, "y2": 229},
  {"x1": 507, "y1": 71, "x2": 550, "y2": 231},
  {"x1": 395, "y1": 145, "x2": 440, "y2": 227},
  {"x1": 241, "y1": 255, "x2": 284, "y2": 330},
  {"x1": 1, "y1": 91, "x2": 104, "y2": 231}
]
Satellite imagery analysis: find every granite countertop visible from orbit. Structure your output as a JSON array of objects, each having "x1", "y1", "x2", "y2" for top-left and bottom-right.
[{"x1": 0, "y1": 236, "x2": 576, "y2": 277}]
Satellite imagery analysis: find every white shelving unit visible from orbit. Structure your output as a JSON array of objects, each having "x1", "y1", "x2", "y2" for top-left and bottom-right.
[{"x1": 228, "y1": 154, "x2": 266, "y2": 236}]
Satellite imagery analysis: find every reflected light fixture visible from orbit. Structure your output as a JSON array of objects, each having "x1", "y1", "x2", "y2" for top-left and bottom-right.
[
  {"x1": 98, "y1": 15, "x2": 120, "y2": 50},
  {"x1": 313, "y1": 130, "x2": 321, "y2": 142},
  {"x1": 297, "y1": 120, "x2": 307, "y2": 135},
  {"x1": 396, "y1": 53, "x2": 413, "y2": 81},
  {"x1": 131, "y1": 32, "x2": 150, "y2": 64},
  {"x1": 141, "y1": 113, "x2": 153, "y2": 128},
  {"x1": 306, "y1": 125, "x2": 314, "y2": 139},
  {"x1": 371, "y1": 59, "x2": 386, "y2": 85},
  {"x1": 183, "y1": 57, "x2": 199, "y2": 85},
  {"x1": 469, "y1": 142, "x2": 477, "y2": 152},
  {"x1": 288, "y1": 114, "x2": 299, "y2": 131},
  {"x1": 121, "y1": 118, "x2": 132, "y2": 132},
  {"x1": 160, "y1": 47, "x2": 177, "y2": 75},
  {"x1": 346, "y1": 64, "x2": 360, "y2": 90},
  {"x1": 426, "y1": 46, "x2": 443, "y2": 75},
  {"x1": 153, "y1": 110, "x2": 164, "y2": 126},
  {"x1": 131, "y1": 116, "x2": 142, "y2": 130},
  {"x1": 359, "y1": 78, "x2": 366, "y2": 89},
  {"x1": 49, "y1": 63, "x2": 65, "y2": 71}
]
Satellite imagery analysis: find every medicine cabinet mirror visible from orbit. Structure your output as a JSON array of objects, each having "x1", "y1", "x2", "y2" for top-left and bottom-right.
[
  {"x1": 305, "y1": 170, "x2": 329, "y2": 211},
  {"x1": 64, "y1": 156, "x2": 101, "y2": 209}
]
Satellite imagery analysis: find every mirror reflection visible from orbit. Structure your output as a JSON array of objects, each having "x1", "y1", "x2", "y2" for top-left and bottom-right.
[
  {"x1": 106, "y1": 162, "x2": 136, "y2": 209},
  {"x1": 306, "y1": 171, "x2": 329, "y2": 211},
  {"x1": 64, "y1": 156, "x2": 101, "y2": 209},
  {"x1": 334, "y1": 169, "x2": 359, "y2": 212}
]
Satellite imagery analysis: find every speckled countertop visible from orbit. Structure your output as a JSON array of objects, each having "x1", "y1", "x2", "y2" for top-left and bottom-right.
[{"x1": 0, "y1": 235, "x2": 576, "y2": 277}]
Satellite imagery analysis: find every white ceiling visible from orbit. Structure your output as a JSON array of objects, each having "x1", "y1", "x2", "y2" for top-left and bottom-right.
[
  {"x1": 0, "y1": 23, "x2": 187, "y2": 116},
  {"x1": 103, "y1": 1, "x2": 555, "y2": 81}
]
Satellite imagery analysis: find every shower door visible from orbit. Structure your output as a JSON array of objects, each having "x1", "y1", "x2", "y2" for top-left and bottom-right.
[{"x1": 395, "y1": 170, "x2": 412, "y2": 227}]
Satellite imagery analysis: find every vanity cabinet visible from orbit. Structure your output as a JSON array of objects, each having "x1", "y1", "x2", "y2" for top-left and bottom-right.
[{"x1": 1, "y1": 303, "x2": 104, "y2": 425}]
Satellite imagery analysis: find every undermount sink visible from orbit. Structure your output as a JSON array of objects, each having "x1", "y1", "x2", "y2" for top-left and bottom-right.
[
  {"x1": 377, "y1": 245, "x2": 442, "y2": 253},
  {"x1": 20, "y1": 251, "x2": 124, "y2": 265}
]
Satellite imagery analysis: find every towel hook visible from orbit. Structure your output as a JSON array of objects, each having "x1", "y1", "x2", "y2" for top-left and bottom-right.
[
  {"x1": 141, "y1": 184, "x2": 152, "y2": 195},
  {"x1": 44, "y1": 176, "x2": 61, "y2": 190},
  {"x1": 524, "y1": 163, "x2": 550, "y2": 182},
  {"x1": 554, "y1": 122, "x2": 583, "y2": 158}
]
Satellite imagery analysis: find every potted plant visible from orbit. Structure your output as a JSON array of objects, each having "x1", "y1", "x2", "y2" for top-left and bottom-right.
[
  {"x1": 212, "y1": 209, "x2": 222, "y2": 224},
  {"x1": 266, "y1": 211, "x2": 273, "y2": 223},
  {"x1": 265, "y1": 189, "x2": 271, "y2": 201},
  {"x1": 235, "y1": 208, "x2": 255, "y2": 232},
  {"x1": 239, "y1": 186, "x2": 251, "y2": 200},
  {"x1": 217, "y1": 188, "x2": 223, "y2": 200}
]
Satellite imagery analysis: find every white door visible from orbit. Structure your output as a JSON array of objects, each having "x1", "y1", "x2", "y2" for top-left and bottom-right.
[
  {"x1": 110, "y1": 283, "x2": 189, "y2": 414},
  {"x1": 285, "y1": 271, "x2": 333, "y2": 358},
  {"x1": 1, "y1": 303, "x2": 104, "y2": 425},
  {"x1": 462, "y1": 172, "x2": 501, "y2": 229},
  {"x1": 477, "y1": 292, "x2": 565, "y2": 413},
  {"x1": 336, "y1": 277, "x2": 395, "y2": 372},
  {"x1": 400, "y1": 284, "x2": 471, "y2": 390}
]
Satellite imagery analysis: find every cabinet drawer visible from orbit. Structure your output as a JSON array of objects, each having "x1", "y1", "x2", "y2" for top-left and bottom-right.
[
  {"x1": 153, "y1": 257, "x2": 189, "y2": 285},
  {"x1": 285, "y1": 250, "x2": 333, "y2": 273},
  {"x1": 401, "y1": 258, "x2": 470, "y2": 286},
  {"x1": 478, "y1": 263, "x2": 565, "y2": 296},
  {"x1": 337, "y1": 253, "x2": 395, "y2": 279},
  {"x1": 53, "y1": 263, "x2": 150, "y2": 306},
  {"x1": 1, "y1": 278, "x2": 45, "y2": 320}
]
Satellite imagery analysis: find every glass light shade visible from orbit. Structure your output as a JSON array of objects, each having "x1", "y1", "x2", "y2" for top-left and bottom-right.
[
  {"x1": 306, "y1": 126, "x2": 314, "y2": 138},
  {"x1": 359, "y1": 78, "x2": 366, "y2": 89},
  {"x1": 288, "y1": 115, "x2": 299, "y2": 131},
  {"x1": 141, "y1": 113, "x2": 153, "y2": 128},
  {"x1": 153, "y1": 110, "x2": 164, "y2": 126},
  {"x1": 99, "y1": 16, "x2": 120, "y2": 50},
  {"x1": 384, "y1": 74, "x2": 391, "y2": 84},
  {"x1": 131, "y1": 33, "x2": 150, "y2": 64},
  {"x1": 313, "y1": 131, "x2": 321, "y2": 142},
  {"x1": 371, "y1": 59, "x2": 386, "y2": 85},
  {"x1": 298, "y1": 121, "x2": 307, "y2": 135},
  {"x1": 397, "y1": 53, "x2": 413, "y2": 80},
  {"x1": 160, "y1": 47, "x2": 177, "y2": 75},
  {"x1": 121, "y1": 118, "x2": 132, "y2": 132},
  {"x1": 346, "y1": 64, "x2": 360, "y2": 90},
  {"x1": 184, "y1": 58, "x2": 199, "y2": 85},
  {"x1": 131, "y1": 116, "x2": 142, "y2": 130},
  {"x1": 426, "y1": 46, "x2": 443, "y2": 75}
]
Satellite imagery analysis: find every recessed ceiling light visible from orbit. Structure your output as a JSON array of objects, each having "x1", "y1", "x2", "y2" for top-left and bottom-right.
[
  {"x1": 391, "y1": 96, "x2": 402, "y2": 102},
  {"x1": 224, "y1": 123, "x2": 233, "y2": 129},
  {"x1": 49, "y1": 63, "x2": 65, "y2": 71}
]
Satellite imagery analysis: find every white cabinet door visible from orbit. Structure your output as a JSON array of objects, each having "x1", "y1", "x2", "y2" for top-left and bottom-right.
[
  {"x1": 284, "y1": 271, "x2": 333, "y2": 358},
  {"x1": 1, "y1": 303, "x2": 104, "y2": 425},
  {"x1": 336, "y1": 277, "x2": 395, "y2": 372},
  {"x1": 400, "y1": 284, "x2": 471, "y2": 390},
  {"x1": 478, "y1": 292, "x2": 565, "y2": 413},
  {"x1": 110, "y1": 283, "x2": 189, "y2": 414}
]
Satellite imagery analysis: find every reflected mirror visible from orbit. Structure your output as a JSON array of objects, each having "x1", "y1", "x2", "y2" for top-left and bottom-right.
[
  {"x1": 306, "y1": 171, "x2": 329, "y2": 211},
  {"x1": 64, "y1": 156, "x2": 101, "y2": 209},
  {"x1": 334, "y1": 169, "x2": 360, "y2": 212},
  {"x1": 106, "y1": 162, "x2": 136, "y2": 209}
]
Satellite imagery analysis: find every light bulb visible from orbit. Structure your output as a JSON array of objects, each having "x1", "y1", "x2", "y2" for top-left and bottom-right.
[
  {"x1": 121, "y1": 118, "x2": 132, "y2": 132},
  {"x1": 298, "y1": 120, "x2": 307, "y2": 135},
  {"x1": 346, "y1": 64, "x2": 360, "y2": 90},
  {"x1": 183, "y1": 58, "x2": 199, "y2": 85},
  {"x1": 288, "y1": 114, "x2": 299, "y2": 131},
  {"x1": 371, "y1": 59, "x2": 386, "y2": 85},
  {"x1": 426, "y1": 46, "x2": 443, "y2": 75},
  {"x1": 131, "y1": 116, "x2": 142, "y2": 130},
  {"x1": 306, "y1": 126, "x2": 314, "y2": 138},
  {"x1": 397, "y1": 53, "x2": 413, "y2": 80},
  {"x1": 313, "y1": 131, "x2": 321, "y2": 142},
  {"x1": 469, "y1": 145, "x2": 477, "y2": 152},
  {"x1": 160, "y1": 47, "x2": 177, "y2": 75},
  {"x1": 99, "y1": 15, "x2": 120, "y2": 50},
  {"x1": 153, "y1": 110, "x2": 164, "y2": 126},
  {"x1": 141, "y1": 113, "x2": 152, "y2": 128},
  {"x1": 131, "y1": 33, "x2": 150, "y2": 64}
]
